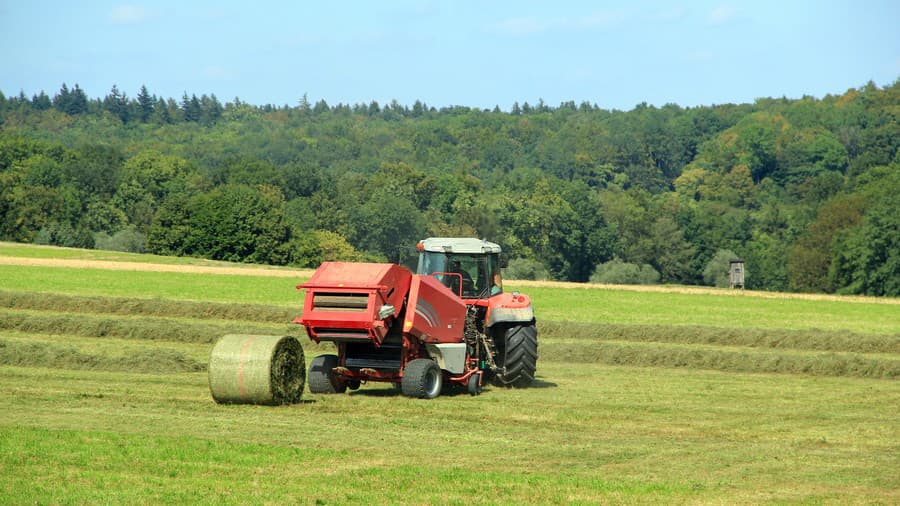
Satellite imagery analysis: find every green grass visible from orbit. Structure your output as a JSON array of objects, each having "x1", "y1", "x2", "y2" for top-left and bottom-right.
[
  {"x1": 519, "y1": 285, "x2": 900, "y2": 335},
  {"x1": 4, "y1": 265, "x2": 898, "y2": 334},
  {"x1": 0, "y1": 330, "x2": 212, "y2": 363},
  {"x1": 0, "y1": 265, "x2": 305, "y2": 306},
  {"x1": 539, "y1": 321, "x2": 900, "y2": 354},
  {"x1": 0, "y1": 241, "x2": 303, "y2": 270},
  {"x1": 0, "y1": 307, "x2": 296, "y2": 344},
  {"x1": 1, "y1": 363, "x2": 897, "y2": 504},
  {"x1": 1, "y1": 244, "x2": 899, "y2": 503},
  {"x1": 0, "y1": 290, "x2": 296, "y2": 323},
  {"x1": 0, "y1": 338, "x2": 204, "y2": 373}
]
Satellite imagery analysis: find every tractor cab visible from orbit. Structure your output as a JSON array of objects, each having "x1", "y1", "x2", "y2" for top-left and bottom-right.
[{"x1": 416, "y1": 238, "x2": 505, "y2": 299}]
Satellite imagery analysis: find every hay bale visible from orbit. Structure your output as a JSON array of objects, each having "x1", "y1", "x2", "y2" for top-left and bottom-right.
[{"x1": 208, "y1": 334, "x2": 306, "y2": 405}]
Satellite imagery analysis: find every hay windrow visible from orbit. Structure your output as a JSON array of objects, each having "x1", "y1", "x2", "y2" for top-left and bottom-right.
[
  {"x1": 538, "y1": 321, "x2": 900, "y2": 354},
  {"x1": 0, "y1": 290, "x2": 295, "y2": 324},
  {"x1": 510, "y1": 279, "x2": 900, "y2": 305},
  {"x1": 540, "y1": 341, "x2": 900, "y2": 379},
  {"x1": 0, "y1": 339, "x2": 204, "y2": 373},
  {"x1": 0, "y1": 308, "x2": 295, "y2": 344},
  {"x1": 208, "y1": 335, "x2": 306, "y2": 405}
]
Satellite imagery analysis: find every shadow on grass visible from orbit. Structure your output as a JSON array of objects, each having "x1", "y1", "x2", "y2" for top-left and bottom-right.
[
  {"x1": 530, "y1": 378, "x2": 558, "y2": 389},
  {"x1": 209, "y1": 398, "x2": 317, "y2": 406},
  {"x1": 347, "y1": 387, "x2": 403, "y2": 398},
  {"x1": 341, "y1": 376, "x2": 558, "y2": 398}
]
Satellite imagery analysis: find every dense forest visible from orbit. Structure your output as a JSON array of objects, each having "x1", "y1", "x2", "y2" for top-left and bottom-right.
[{"x1": 0, "y1": 81, "x2": 897, "y2": 295}]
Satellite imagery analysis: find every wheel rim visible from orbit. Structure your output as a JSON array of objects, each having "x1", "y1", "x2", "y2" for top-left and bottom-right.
[{"x1": 424, "y1": 368, "x2": 441, "y2": 397}]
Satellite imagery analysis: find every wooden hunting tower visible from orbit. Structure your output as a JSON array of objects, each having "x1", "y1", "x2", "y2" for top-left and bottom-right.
[{"x1": 729, "y1": 259, "x2": 745, "y2": 289}]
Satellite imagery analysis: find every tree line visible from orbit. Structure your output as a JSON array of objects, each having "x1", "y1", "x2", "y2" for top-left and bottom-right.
[{"x1": 0, "y1": 81, "x2": 897, "y2": 295}]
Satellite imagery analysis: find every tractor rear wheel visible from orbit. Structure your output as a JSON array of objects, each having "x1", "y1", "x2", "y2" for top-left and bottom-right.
[
  {"x1": 493, "y1": 323, "x2": 538, "y2": 388},
  {"x1": 402, "y1": 359, "x2": 442, "y2": 399},
  {"x1": 308, "y1": 354, "x2": 347, "y2": 394}
]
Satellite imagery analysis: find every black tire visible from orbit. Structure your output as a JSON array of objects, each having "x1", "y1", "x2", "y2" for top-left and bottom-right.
[
  {"x1": 308, "y1": 354, "x2": 347, "y2": 394},
  {"x1": 493, "y1": 323, "x2": 538, "y2": 388},
  {"x1": 401, "y1": 359, "x2": 442, "y2": 399},
  {"x1": 467, "y1": 373, "x2": 482, "y2": 396}
]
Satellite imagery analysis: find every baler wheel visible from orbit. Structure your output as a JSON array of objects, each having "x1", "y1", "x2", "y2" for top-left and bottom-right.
[
  {"x1": 493, "y1": 323, "x2": 538, "y2": 388},
  {"x1": 308, "y1": 354, "x2": 347, "y2": 394},
  {"x1": 402, "y1": 359, "x2": 443, "y2": 399}
]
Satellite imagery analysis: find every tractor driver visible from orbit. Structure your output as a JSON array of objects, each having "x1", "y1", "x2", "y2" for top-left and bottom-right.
[{"x1": 491, "y1": 272, "x2": 502, "y2": 296}]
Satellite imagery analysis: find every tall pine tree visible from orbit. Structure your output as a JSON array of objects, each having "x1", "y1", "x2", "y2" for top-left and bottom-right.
[{"x1": 137, "y1": 85, "x2": 154, "y2": 122}]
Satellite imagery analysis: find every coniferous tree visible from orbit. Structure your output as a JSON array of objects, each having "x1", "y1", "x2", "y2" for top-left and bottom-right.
[
  {"x1": 412, "y1": 100, "x2": 425, "y2": 117},
  {"x1": 32, "y1": 91, "x2": 52, "y2": 110},
  {"x1": 166, "y1": 98, "x2": 181, "y2": 122},
  {"x1": 104, "y1": 85, "x2": 130, "y2": 123},
  {"x1": 181, "y1": 93, "x2": 201, "y2": 122},
  {"x1": 152, "y1": 97, "x2": 169, "y2": 123},
  {"x1": 206, "y1": 93, "x2": 223, "y2": 123},
  {"x1": 298, "y1": 93, "x2": 311, "y2": 114},
  {"x1": 137, "y1": 85, "x2": 154, "y2": 122},
  {"x1": 313, "y1": 99, "x2": 329, "y2": 115},
  {"x1": 53, "y1": 83, "x2": 71, "y2": 112},
  {"x1": 68, "y1": 84, "x2": 89, "y2": 115}
]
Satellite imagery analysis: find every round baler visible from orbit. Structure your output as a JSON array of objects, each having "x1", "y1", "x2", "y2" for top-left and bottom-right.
[{"x1": 296, "y1": 237, "x2": 537, "y2": 399}]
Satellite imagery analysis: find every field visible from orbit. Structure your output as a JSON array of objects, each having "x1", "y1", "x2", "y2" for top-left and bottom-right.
[{"x1": 1, "y1": 243, "x2": 898, "y2": 504}]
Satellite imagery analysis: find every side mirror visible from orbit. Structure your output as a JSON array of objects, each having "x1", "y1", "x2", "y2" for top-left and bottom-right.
[{"x1": 499, "y1": 253, "x2": 509, "y2": 269}]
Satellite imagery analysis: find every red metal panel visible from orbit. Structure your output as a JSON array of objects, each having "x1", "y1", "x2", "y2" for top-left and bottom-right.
[
  {"x1": 484, "y1": 291, "x2": 534, "y2": 325},
  {"x1": 301, "y1": 262, "x2": 408, "y2": 290},
  {"x1": 403, "y1": 274, "x2": 466, "y2": 344},
  {"x1": 296, "y1": 262, "x2": 412, "y2": 345}
]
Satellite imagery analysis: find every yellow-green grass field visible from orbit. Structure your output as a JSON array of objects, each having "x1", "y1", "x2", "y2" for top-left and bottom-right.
[{"x1": 0, "y1": 243, "x2": 897, "y2": 504}]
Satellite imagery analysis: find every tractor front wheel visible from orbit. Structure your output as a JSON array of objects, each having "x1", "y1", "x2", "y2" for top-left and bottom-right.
[
  {"x1": 402, "y1": 359, "x2": 442, "y2": 399},
  {"x1": 467, "y1": 372, "x2": 482, "y2": 396},
  {"x1": 493, "y1": 323, "x2": 538, "y2": 388},
  {"x1": 308, "y1": 354, "x2": 347, "y2": 394}
]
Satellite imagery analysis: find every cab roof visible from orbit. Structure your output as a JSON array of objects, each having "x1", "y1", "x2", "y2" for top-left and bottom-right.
[{"x1": 418, "y1": 237, "x2": 502, "y2": 254}]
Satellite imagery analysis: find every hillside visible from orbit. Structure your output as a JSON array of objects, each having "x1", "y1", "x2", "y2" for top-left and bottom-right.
[{"x1": 1, "y1": 81, "x2": 897, "y2": 295}]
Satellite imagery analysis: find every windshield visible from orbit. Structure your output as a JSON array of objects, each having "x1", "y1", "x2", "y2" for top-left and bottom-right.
[{"x1": 417, "y1": 251, "x2": 501, "y2": 298}]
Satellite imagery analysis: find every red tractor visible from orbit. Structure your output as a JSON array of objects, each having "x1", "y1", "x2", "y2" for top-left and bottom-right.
[{"x1": 296, "y1": 238, "x2": 537, "y2": 398}]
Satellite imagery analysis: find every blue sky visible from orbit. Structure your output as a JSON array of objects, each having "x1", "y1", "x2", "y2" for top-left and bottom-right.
[{"x1": 2, "y1": 1, "x2": 898, "y2": 111}]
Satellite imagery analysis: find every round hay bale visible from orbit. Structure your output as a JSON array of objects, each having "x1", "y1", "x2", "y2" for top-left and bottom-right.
[{"x1": 208, "y1": 334, "x2": 306, "y2": 405}]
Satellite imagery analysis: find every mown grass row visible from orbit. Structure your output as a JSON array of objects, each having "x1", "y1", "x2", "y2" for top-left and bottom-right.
[
  {"x1": 3, "y1": 286, "x2": 896, "y2": 379},
  {"x1": 0, "y1": 308, "x2": 294, "y2": 344},
  {"x1": 543, "y1": 341, "x2": 899, "y2": 379},
  {"x1": 540, "y1": 320, "x2": 900, "y2": 354},
  {"x1": 6, "y1": 264, "x2": 899, "y2": 334},
  {"x1": 0, "y1": 291, "x2": 900, "y2": 353},
  {"x1": 0, "y1": 290, "x2": 294, "y2": 323},
  {"x1": 6, "y1": 289, "x2": 898, "y2": 354},
  {"x1": 3, "y1": 309, "x2": 896, "y2": 379},
  {"x1": 0, "y1": 339, "x2": 203, "y2": 373},
  {"x1": 5, "y1": 334, "x2": 894, "y2": 378}
]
